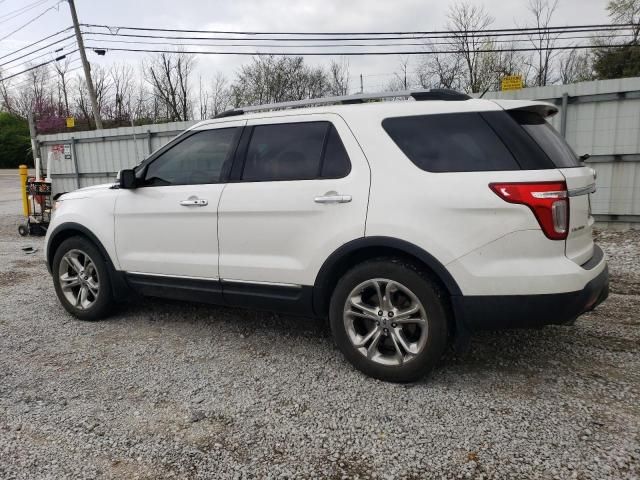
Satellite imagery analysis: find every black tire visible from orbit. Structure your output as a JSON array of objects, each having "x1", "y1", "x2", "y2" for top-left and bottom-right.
[
  {"x1": 18, "y1": 224, "x2": 28, "y2": 236},
  {"x1": 329, "y1": 258, "x2": 449, "y2": 383},
  {"x1": 51, "y1": 236, "x2": 114, "y2": 321}
]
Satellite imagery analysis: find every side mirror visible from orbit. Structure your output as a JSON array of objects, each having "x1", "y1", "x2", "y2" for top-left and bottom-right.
[{"x1": 118, "y1": 168, "x2": 137, "y2": 189}]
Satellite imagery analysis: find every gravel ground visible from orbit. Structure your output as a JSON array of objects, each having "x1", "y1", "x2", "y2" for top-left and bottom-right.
[{"x1": 0, "y1": 171, "x2": 639, "y2": 479}]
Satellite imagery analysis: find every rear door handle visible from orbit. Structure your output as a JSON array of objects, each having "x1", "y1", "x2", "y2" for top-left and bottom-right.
[
  {"x1": 180, "y1": 199, "x2": 208, "y2": 206},
  {"x1": 314, "y1": 194, "x2": 352, "y2": 204}
]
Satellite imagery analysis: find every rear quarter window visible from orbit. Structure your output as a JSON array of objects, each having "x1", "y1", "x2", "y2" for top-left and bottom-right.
[
  {"x1": 382, "y1": 112, "x2": 520, "y2": 172},
  {"x1": 508, "y1": 110, "x2": 580, "y2": 168}
]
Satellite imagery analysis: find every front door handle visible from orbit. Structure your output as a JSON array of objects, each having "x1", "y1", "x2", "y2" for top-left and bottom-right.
[
  {"x1": 180, "y1": 198, "x2": 208, "y2": 206},
  {"x1": 314, "y1": 194, "x2": 352, "y2": 204}
]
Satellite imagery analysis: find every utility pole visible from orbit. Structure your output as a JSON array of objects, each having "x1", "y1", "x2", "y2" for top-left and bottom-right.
[
  {"x1": 360, "y1": 74, "x2": 363, "y2": 94},
  {"x1": 27, "y1": 111, "x2": 41, "y2": 178},
  {"x1": 67, "y1": 0, "x2": 103, "y2": 130}
]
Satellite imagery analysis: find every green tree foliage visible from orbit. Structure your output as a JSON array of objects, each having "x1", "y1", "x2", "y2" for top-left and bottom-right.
[
  {"x1": 594, "y1": 45, "x2": 640, "y2": 79},
  {"x1": 0, "y1": 112, "x2": 31, "y2": 168},
  {"x1": 594, "y1": 0, "x2": 640, "y2": 79}
]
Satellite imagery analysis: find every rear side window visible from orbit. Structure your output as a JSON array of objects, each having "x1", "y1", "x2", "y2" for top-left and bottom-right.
[
  {"x1": 321, "y1": 125, "x2": 351, "y2": 178},
  {"x1": 242, "y1": 122, "x2": 351, "y2": 181},
  {"x1": 509, "y1": 111, "x2": 580, "y2": 168},
  {"x1": 382, "y1": 113, "x2": 520, "y2": 172}
]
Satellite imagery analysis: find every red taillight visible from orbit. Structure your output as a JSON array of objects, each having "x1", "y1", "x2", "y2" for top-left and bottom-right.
[{"x1": 490, "y1": 182, "x2": 569, "y2": 240}]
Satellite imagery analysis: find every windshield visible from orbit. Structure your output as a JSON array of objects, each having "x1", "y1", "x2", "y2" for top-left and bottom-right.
[{"x1": 509, "y1": 110, "x2": 581, "y2": 168}]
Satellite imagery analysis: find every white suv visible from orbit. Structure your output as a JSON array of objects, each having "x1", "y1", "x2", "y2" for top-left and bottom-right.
[{"x1": 45, "y1": 89, "x2": 609, "y2": 382}]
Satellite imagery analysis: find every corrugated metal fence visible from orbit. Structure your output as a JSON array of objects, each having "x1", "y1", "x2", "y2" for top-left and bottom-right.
[
  {"x1": 37, "y1": 77, "x2": 640, "y2": 221},
  {"x1": 38, "y1": 121, "x2": 195, "y2": 195}
]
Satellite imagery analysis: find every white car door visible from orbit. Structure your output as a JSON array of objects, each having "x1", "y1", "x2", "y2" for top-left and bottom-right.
[
  {"x1": 114, "y1": 121, "x2": 245, "y2": 278},
  {"x1": 218, "y1": 114, "x2": 370, "y2": 288}
]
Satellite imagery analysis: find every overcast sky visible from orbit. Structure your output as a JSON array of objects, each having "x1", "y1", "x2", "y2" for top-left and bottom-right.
[{"x1": 1, "y1": 0, "x2": 609, "y2": 91}]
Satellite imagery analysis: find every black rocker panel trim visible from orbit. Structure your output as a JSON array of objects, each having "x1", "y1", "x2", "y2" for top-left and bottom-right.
[
  {"x1": 222, "y1": 282, "x2": 314, "y2": 315},
  {"x1": 125, "y1": 273, "x2": 224, "y2": 304},
  {"x1": 124, "y1": 273, "x2": 315, "y2": 315}
]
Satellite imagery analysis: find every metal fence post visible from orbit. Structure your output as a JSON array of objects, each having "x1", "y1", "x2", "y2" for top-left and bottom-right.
[
  {"x1": 560, "y1": 92, "x2": 569, "y2": 138},
  {"x1": 70, "y1": 137, "x2": 80, "y2": 189},
  {"x1": 147, "y1": 130, "x2": 152, "y2": 157}
]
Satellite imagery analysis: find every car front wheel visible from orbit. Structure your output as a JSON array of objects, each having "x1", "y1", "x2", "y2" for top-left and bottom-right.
[{"x1": 52, "y1": 236, "x2": 114, "y2": 321}]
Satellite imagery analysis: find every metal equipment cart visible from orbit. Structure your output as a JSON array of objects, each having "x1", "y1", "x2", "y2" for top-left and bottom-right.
[{"x1": 18, "y1": 178, "x2": 52, "y2": 236}]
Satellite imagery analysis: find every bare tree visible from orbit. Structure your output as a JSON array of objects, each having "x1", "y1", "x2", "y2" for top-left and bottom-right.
[
  {"x1": 447, "y1": 2, "x2": 496, "y2": 93},
  {"x1": 131, "y1": 81, "x2": 153, "y2": 123},
  {"x1": 232, "y1": 56, "x2": 329, "y2": 106},
  {"x1": 11, "y1": 64, "x2": 51, "y2": 118},
  {"x1": 524, "y1": 0, "x2": 560, "y2": 86},
  {"x1": 198, "y1": 74, "x2": 209, "y2": 120},
  {"x1": 88, "y1": 65, "x2": 112, "y2": 120},
  {"x1": 0, "y1": 70, "x2": 16, "y2": 114},
  {"x1": 607, "y1": 0, "x2": 640, "y2": 42},
  {"x1": 210, "y1": 72, "x2": 230, "y2": 116},
  {"x1": 74, "y1": 74, "x2": 92, "y2": 125},
  {"x1": 110, "y1": 63, "x2": 134, "y2": 123},
  {"x1": 559, "y1": 48, "x2": 594, "y2": 83},
  {"x1": 395, "y1": 56, "x2": 412, "y2": 90},
  {"x1": 327, "y1": 58, "x2": 350, "y2": 95},
  {"x1": 53, "y1": 58, "x2": 72, "y2": 117},
  {"x1": 417, "y1": 50, "x2": 464, "y2": 90},
  {"x1": 144, "y1": 52, "x2": 195, "y2": 121}
]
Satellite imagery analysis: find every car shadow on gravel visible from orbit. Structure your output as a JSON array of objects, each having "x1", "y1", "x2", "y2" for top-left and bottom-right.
[
  {"x1": 93, "y1": 288, "x2": 637, "y2": 391},
  {"x1": 117, "y1": 294, "x2": 332, "y2": 339}
]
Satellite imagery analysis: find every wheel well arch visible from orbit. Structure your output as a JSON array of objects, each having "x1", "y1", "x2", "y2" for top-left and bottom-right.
[
  {"x1": 312, "y1": 237, "x2": 461, "y2": 316},
  {"x1": 47, "y1": 222, "x2": 129, "y2": 300},
  {"x1": 47, "y1": 223, "x2": 111, "y2": 271}
]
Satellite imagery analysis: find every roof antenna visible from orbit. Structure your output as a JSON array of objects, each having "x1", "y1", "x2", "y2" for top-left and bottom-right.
[{"x1": 479, "y1": 86, "x2": 491, "y2": 99}]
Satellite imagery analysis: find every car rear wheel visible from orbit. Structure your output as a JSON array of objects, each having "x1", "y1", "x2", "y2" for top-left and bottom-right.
[
  {"x1": 52, "y1": 236, "x2": 114, "y2": 321},
  {"x1": 330, "y1": 258, "x2": 449, "y2": 382}
]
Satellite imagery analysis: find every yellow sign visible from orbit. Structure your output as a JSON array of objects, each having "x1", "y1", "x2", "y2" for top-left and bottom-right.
[
  {"x1": 501, "y1": 75, "x2": 523, "y2": 91},
  {"x1": 66, "y1": 117, "x2": 75, "y2": 128}
]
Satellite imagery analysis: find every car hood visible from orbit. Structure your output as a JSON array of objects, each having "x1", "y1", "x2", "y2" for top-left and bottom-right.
[{"x1": 60, "y1": 182, "x2": 117, "y2": 200}]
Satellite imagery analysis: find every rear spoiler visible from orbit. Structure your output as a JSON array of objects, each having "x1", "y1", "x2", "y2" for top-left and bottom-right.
[{"x1": 491, "y1": 100, "x2": 558, "y2": 118}]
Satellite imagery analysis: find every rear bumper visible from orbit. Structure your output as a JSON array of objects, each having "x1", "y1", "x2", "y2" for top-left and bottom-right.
[{"x1": 453, "y1": 257, "x2": 609, "y2": 331}]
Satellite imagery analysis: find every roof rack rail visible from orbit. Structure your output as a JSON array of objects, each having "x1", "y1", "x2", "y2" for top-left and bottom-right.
[
  {"x1": 218, "y1": 88, "x2": 470, "y2": 116},
  {"x1": 213, "y1": 109, "x2": 245, "y2": 119}
]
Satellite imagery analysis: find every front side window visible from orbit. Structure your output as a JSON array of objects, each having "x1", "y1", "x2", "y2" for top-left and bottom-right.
[
  {"x1": 382, "y1": 113, "x2": 520, "y2": 172},
  {"x1": 242, "y1": 122, "x2": 351, "y2": 181},
  {"x1": 144, "y1": 128, "x2": 238, "y2": 186}
]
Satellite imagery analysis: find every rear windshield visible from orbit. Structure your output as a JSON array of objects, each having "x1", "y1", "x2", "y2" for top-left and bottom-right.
[
  {"x1": 509, "y1": 111, "x2": 580, "y2": 168},
  {"x1": 382, "y1": 112, "x2": 520, "y2": 172}
]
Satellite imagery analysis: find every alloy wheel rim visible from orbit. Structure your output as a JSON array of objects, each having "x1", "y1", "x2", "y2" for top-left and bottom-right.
[
  {"x1": 59, "y1": 249, "x2": 100, "y2": 310},
  {"x1": 343, "y1": 278, "x2": 429, "y2": 366}
]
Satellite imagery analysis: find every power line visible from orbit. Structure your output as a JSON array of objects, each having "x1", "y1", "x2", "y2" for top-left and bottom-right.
[
  {"x1": 0, "y1": 1, "x2": 64, "y2": 43},
  {"x1": 0, "y1": 41, "x2": 76, "y2": 71},
  {"x1": 8, "y1": 58, "x2": 81, "y2": 89},
  {"x1": 81, "y1": 32, "x2": 634, "y2": 50},
  {"x1": 0, "y1": 49, "x2": 78, "y2": 82},
  {"x1": 82, "y1": 43, "x2": 623, "y2": 57},
  {"x1": 0, "y1": 35, "x2": 75, "y2": 68},
  {"x1": 81, "y1": 25, "x2": 635, "y2": 43},
  {"x1": 0, "y1": 27, "x2": 73, "y2": 61},
  {"x1": 0, "y1": 0, "x2": 49, "y2": 24},
  {"x1": 81, "y1": 22, "x2": 637, "y2": 36}
]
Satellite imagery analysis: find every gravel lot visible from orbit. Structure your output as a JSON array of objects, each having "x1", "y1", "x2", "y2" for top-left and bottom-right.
[{"x1": 0, "y1": 170, "x2": 638, "y2": 479}]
